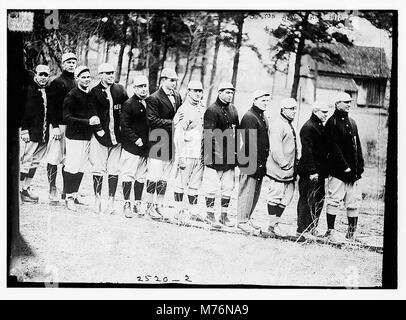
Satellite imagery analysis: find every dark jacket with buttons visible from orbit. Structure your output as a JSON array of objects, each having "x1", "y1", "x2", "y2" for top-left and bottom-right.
[
  {"x1": 203, "y1": 97, "x2": 239, "y2": 171},
  {"x1": 238, "y1": 105, "x2": 269, "y2": 179},
  {"x1": 20, "y1": 79, "x2": 50, "y2": 144},
  {"x1": 63, "y1": 87, "x2": 94, "y2": 141},
  {"x1": 89, "y1": 82, "x2": 129, "y2": 147},
  {"x1": 120, "y1": 94, "x2": 149, "y2": 157},
  {"x1": 325, "y1": 108, "x2": 364, "y2": 182},
  {"x1": 48, "y1": 70, "x2": 76, "y2": 128},
  {"x1": 297, "y1": 113, "x2": 328, "y2": 179},
  {"x1": 146, "y1": 87, "x2": 182, "y2": 160}
]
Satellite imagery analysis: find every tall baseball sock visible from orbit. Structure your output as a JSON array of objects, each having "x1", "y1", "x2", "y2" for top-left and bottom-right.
[
  {"x1": 61, "y1": 165, "x2": 67, "y2": 196},
  {"x1": 108, "y1": 174, "x2": 118, "y2": 197},
  {"x1": 20, "y1": 173, "x2": 26, "y2": 191},
  {"x1": 134, "y1": 181, "x2": 144, "y2": 202},
  {"x1": 22, "y1": 168, "x2": 37, "y2": 190},
  {"x1": 267, "y1": 204, "x2": 278, "y2": 227},
  {"x1": 64, "y1": 171, "x2": 76, "y2": 196},
  {"x1": 347, "y1": 216, "x2": 358, "y2": 235},
  {"x1": 174, "y1": 192, "x2": 184, "y2": 214},
  {"x1": 93, "y1": 175, "x2": 103, "y2": 196},
  {"x1": 47, "y1": 163, "x2": 57, "y2": 191},
  {"x1": 145, "y1": 180, "x2": 157, "y2": 206},
  {"x1": 326, "y1": 213, "x2": 336, "y2": 230},
  {"x1": 156, "y1": 180, "x2": 167, "y2": 205},
  {"x1": 122, "y1": 181, "x2": 132, "y2": 201},
  {"x1": 74, "y1": 172, "x2": 84, "y2": 193},
  {"x1": 274, "y1": 205, "x2": 285, "y2": 226},
  {"x1": 220, "y1": 197, "x2": 230, "y2": 216},
  {"x1": 205, "y1": 197, "x2": 215, "y2": 216},
  {"x1": 188, "y1": 194, "x2": 198, "y2": 215}
]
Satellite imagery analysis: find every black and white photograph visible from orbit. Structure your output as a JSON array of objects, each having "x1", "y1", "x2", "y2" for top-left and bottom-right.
[{"x1": 5, "y1": 5, "x2": 398, "y2": 291}]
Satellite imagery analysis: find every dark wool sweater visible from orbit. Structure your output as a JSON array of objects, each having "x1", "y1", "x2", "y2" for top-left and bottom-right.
[
  {"x1": 20, "y1": 79, "x2": 50, "y2": 144},
  {"x1": 325, "y1": 108, "x2": 364, "y2": 182},
  {"x1": 63, "y1": 86, "x2": 94, "y2": 141},
  {"x1": 48, "y1": 70, "x2": 76, "y2": 127},
  {"x1": 120, "y1": 94, "x2": 149, "y2": 157}
]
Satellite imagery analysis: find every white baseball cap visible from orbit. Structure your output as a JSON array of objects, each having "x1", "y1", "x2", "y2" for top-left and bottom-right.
[
  {"x1": 334, "y1": 92, "x2": 353, "y2": 103},
  {"x1": 35, "y1": 64, "x2": 50, "y2": 75},
  {"x1": 252, "y1": 89, "x2": 270, "y2": 100},
  {"x1": 187, "y1": 80, "x2": 203, "y2": 90},
  {"x1": 74, "y1": 65, "x2": 90, "y2": 78},
  {"x1": 218, "y1": 81, "x2": 235, "y2": 91},
  {"x1": 133, "y1": 75, "x2": 148, "y2": 86},
  {"x1": 98, "y1": 63, "x2": 115, "y2": 74},
  {"x1": 280, "y1": 97, "x2": 297, "y2": 109},
  {"x1": 312, "y1": 100, "x2": 330, "y2": 112},
  {"x1": 160, "y1": 68, "x2": 178, "y2": 80},
  {"x1": 62, "y1": 52, "x2": 77, "y2": 63}
]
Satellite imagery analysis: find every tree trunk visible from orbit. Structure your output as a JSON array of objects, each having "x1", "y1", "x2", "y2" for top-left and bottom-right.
[
  {"x1": 207, "y1": 13, "x2": 223, "y2": 107},
  {"x1": 115, "y1": 44, "x2": 126, "y2": 83},
  {"x1": 174, "y1": 49, "x2": 180, "y2": 74},
  {"x1": 291, "y1": 12, "x2": 310, "y2": 100},
  {"x1": 160, "y1": 14, "x2": 173, "y2": 71},
  {"x1": 105, "y1": 42, "x2": 111, "y2": 63},
  {"x1": 200, "y1": 36, "x2": 207, "y2": 85},
  {"x1": 84, "y1": 37, "x2": 90, "y2": 66},
  {"x1": 231, "y1": 13, "x2": 245, "y2": 88},
  {"x1": 148, "y1": 15, "x2": 163, "y2": 93},
  {"x1": 125, "y1": 48, "x2": 134, "y2": 87},
  {"x1": 179, "y1": 34, "x2": 195, "y2": 90}
]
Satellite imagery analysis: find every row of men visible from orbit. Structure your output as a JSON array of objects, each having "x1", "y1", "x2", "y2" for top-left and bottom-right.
[{"x1": 19, "y1": 52, "x2": 364, "y2": 242}]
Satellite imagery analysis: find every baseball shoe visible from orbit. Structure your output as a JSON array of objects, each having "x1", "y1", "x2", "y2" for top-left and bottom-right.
[
  {"x1": 248, "y1": 219, "x2": 261, "y2": 230},
  {"x1": 21, "y1": 187, "x2": 39, "y2": 203},
  {"x1": 310, "y1": 228, "x2": 322, "y2": 237},
  {"x1": 146, "y1": 204, "x2": 163, "y2": 220},
  {"x1": 219, "y1": 213, "x2": 235, "y2": 227},
  {"x1": 93, "y1": 196, "x2": 102, "y2": 214},
  {"x1": 324, "y1": 229, "x2": 338, "y2": 243},
  {"x1": 205, "y1": 212, "x2": 222, "y2": 228},
  {"x1": 190, "y1": 213, "x2": 206, "y2": 222},
  {"x1": 273, "y1": 223, "x2": 287, "y2": 237},
  {"x1": 74, "y1": 194, "x2": 87, "y2": 205},
  {"x1": 66, "y1": 196, "x2": 77, "y2": 212},
  {"x1": 105, "y1": 197, "x2": 116, "y2": 215},
  {"x1": 345, "y1": 229, "x2": 361, "y2": 242},
  {"x1": 133, "y1": 201, "x2": 144, "y2": 217},
  {"x1": 123, "y1": 201, "x2": 133, "y2": 218},
  {"x1": 48, "y1": 187, "x2": 59, "y2": 204},
  {"x1": 237, "y1": 222, "x2": 257, "y2": 234}
]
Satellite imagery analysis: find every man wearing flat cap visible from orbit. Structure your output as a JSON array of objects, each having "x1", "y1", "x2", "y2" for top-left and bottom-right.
[
  {"x1": 62, "y1": 66, "x2": 99, "y2": 211},
  {"x1": 296, "y1": 101, "x2": 329, "y2": 240},
  {"x1": 46, "y1": 52, "x2": 77, "y2": 204},
  {"x1": 324, "y1": 92, "x2": 364, "y2": 242},
  {"x1": 89, "y1": 62, "x2": 129, "y2": 214},
  {"x1": 172, "y1": 80, "x2": 205, "y2": 222},
  {"x1": 202, "y1": 81, "x2": 239, "y2": 228},
  {"x1": 236, "y1": 90, "x2": 270, "y2": 234},
  {"x1": 120, "y1": 75, "x2": 150, "y2": 218},
  {"x1": 144, "y1": 68, "x2": 182, "y2": 219},
  {"x1": 19, "y1": 65, "x2": 51, "y2": 203},
  {"x1": 265, "y1": 97, "x2": 299, "y2": 237}
]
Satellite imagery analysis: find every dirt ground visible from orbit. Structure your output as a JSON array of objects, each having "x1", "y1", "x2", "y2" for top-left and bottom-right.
[{"x1": 11, "y1": 162, "x2": 384, "y2": 287}]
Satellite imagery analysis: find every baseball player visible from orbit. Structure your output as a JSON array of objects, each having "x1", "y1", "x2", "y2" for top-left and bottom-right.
[
  {"x1": 296, "y1": 101, "x2": 329, "y2": 239},
  {"x1": 324, "y1": 92, "x2": 364, "y2": 242},
  {"x1": 202, "y1": 82, "x2": 239, "y2": 228},
  {"x1": 236, "y1": 90, "x2": 270, "y2": 234},
  {"x1": 144, "y1": 68, "x2": 182, "y2": 219},
  {"x1": 120, "y1": 75, "x2": 150, "y2": 218},
  {"x1": 265, "y1": 98, "x2": 299, "y2": 237},
  {"x1": 46, "y1": 52, "x2": 77, "y2": 204},
  {"x1": 62, "y1": 66, "x2": 99, "y2": 211},
  {"x1": 89, "y1": 63, "x2": 129, "y2": 214},
  {"x1": 19, "y1": 65, "x2": 51, "y2": 202},
  {"x1": 172, "y1": 80, "x2": 205, "y2": 222}
]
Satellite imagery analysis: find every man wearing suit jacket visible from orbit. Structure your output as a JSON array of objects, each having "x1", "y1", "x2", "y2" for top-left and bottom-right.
[
  {"x1": 145, "y1": 68, "x2": 182, "y2": 219},
  {"x1": 89, "y1": 63, "x2": 128, "y2": 214},
  {"x1": 120, "y1": 75, "x2": 150, "y2": 218}
]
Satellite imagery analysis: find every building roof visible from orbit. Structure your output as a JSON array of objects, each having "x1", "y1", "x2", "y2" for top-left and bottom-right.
[
  {"x1": 316, "y1": 75, "x2": 358, "y2": 92},
  {"x1": 313, "y1": 43, "x2": 390, "y2": 79}
]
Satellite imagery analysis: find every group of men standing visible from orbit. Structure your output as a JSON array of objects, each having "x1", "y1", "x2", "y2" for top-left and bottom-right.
[{"x1": 19, "y1": 52, "x2": 364, "y2": 242}]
